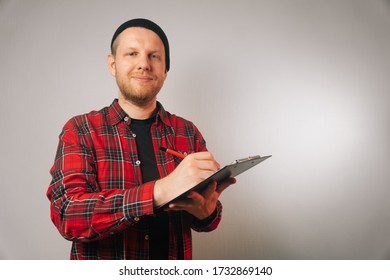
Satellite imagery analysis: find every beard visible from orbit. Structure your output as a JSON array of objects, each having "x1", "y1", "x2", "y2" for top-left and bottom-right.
[{"x1": 115, "y1": 74, "x2": 163, "y2": 107}]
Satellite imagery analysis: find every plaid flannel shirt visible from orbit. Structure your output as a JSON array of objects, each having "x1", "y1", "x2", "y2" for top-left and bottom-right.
[{"x1": 47, "y1": 99, "x2": 222, "y2": 259}]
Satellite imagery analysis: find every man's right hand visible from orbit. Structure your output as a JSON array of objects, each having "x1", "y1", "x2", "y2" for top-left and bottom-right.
[{"x1": 153, "y1": 151, "x2": 220, "y2": 208}]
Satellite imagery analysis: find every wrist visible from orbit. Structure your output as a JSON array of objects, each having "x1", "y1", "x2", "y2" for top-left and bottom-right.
[
  {"x1": 193, "y1": 206, "x2": 218, "y2": 226},
  {"x1": 153, "y1": 177, "x2": 168, "y2": 207}
]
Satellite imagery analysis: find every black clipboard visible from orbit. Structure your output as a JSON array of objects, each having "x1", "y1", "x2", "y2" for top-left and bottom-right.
[{"x1": 156, "y1": 154, "x2": 271, "y2": 210}]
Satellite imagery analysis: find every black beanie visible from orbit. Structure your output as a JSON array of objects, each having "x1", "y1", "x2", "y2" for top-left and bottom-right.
[{"x1": 111, "y1": 18, "x2": 170, "y2": 71}]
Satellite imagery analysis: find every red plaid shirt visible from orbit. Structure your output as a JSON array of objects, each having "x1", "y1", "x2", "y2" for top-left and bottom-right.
[{"x1": 47, "y1": 99, "x2": 222, "y2": 259}]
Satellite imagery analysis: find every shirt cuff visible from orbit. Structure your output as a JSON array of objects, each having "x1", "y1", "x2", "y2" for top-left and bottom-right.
[
  {"x1": 192, "y1": 207, "x2": 218, "y2": 228},
  {"x1": 123, "y1": 181, "x2": 155, "y2": 222}
]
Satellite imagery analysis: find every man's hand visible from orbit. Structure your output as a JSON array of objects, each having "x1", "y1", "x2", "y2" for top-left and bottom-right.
[
  {"x1": 154, "y1": 151, "x2": 220, "y2": 207},
  {"x1": 166, "y1": 177, "x2": 236, "y2": 220}
]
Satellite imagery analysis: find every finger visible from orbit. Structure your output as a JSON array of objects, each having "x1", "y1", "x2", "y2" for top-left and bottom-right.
[
  {"x1": 188, "y1": 152, "x2": 220, "y2": 171},
  {"x1": 216, "y1": 177, "x2": 236, "y2": 194},
  {"x1": 167, "y1": 201, "x2": 193, "y2": 212},
  {"x1": 197, "y1": 160, "x2": 220, "y2": 172},
  {"x1": 190, "y1": 151, "x2": 215, "y2": 160},
  {"x1": 201, "y1": 180, "x2": 217, "y2": 198},
  {"x1": 187, "y1": 191, "x2": 204, "y2": 203}
]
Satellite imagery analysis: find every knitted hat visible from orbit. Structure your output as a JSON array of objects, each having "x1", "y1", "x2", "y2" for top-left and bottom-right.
[{"x1": 111, "y1": 18, "x2": 170, "y2": 71}]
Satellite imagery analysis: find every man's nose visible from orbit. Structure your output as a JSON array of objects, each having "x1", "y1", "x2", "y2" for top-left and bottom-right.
[{"x1": 137, "y1": 54, "x2": 151, "y2": 71}]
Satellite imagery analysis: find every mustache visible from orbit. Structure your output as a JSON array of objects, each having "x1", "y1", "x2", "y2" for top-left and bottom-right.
[{"x1": 131, "y1": 72, "x2": 154, "y2": 79}]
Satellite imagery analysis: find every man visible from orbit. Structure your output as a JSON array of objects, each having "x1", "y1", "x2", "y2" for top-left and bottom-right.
[{"x1": 47, "y1": 18, "x2": 235, "y2": 260}]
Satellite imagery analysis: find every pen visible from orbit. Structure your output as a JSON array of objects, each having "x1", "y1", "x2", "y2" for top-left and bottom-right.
[{"x1": 160, "y1": 147, "x2": 186, "y2": 159}]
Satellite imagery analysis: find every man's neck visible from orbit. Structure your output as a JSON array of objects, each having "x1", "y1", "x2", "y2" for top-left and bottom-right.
[{"x1": 118, "y1": 96, "x2": 157, "y2": 120}]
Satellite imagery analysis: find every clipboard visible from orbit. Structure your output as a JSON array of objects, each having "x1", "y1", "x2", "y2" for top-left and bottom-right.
[{"x1": 156, "y1": 154, "x2": 271, "y2": 210}]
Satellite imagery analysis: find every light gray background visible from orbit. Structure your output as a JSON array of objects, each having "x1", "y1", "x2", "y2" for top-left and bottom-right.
[{"x1": 1, "y1": 0, "x2": 389, "y2": 260}]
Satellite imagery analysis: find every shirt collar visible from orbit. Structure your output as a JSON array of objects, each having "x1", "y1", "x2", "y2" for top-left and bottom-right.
[
  {"x1": 108, "y1": 99, "x2": 173, "y2": 127},
  {"x1": 108, "y1": 99, "x2": 128, "y2": 126},
  {"x1": 156, "y1": 101, "x2": 173, "y2": 127}
]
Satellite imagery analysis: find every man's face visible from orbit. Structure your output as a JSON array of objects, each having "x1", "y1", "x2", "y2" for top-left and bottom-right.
[{"x1": 108, "y1": 27, "x2": 167, "y2": 107}]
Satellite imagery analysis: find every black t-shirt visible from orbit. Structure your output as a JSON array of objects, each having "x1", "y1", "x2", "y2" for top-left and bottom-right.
[{"x1": 130, "y1": 117, "x2": 169, "y2": 260}]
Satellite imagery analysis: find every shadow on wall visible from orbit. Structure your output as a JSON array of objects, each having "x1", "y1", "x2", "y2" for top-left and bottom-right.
[
  {"x1": 0, "y1": 0, "x2": 10, "y2": 9},
  {"x1": 383, "y1": 246, "x2": 390, "y2": 260},
  {"x1": 381, "y1": 0, "x2": 390, "y2": 261},
  {"x1": 385, "y1": 0, "x2": 390, "y2": 10}
]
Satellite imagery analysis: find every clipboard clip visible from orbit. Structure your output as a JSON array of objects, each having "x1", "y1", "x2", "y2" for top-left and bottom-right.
[{"x1": 230, "y1": 155, "x2": 261, "y2": 165}]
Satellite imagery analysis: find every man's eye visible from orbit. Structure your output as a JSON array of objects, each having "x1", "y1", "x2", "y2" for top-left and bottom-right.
[{"x1": 129, "y1": 52, "x2": 137, "y2": 56}]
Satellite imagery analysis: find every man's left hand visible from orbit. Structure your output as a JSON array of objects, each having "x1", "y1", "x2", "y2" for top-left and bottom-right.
[{"x1": 165, "y1": 177, "x2": 236, "y2": 220}]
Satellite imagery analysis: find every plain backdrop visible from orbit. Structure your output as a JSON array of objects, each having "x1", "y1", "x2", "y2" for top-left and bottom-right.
[{"x1": 1, "y1": 0, "x2": 390, "y2": 260}]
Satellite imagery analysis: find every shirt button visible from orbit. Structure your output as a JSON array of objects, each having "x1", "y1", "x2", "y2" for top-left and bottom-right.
[
  {"x1": 145, "y1": 235, "x2": 149, "y2": 240},
  {"x1": 134, "y1": 217, "x2": 140, "y2": 222},
  {"x1": 132, "y1": 133, "x2": 137, "y2": 138},
  {"x1": 135, "y1": 160, "x2": 141, "y2": 166},
  {"x1": 124, "y1": 116, "x2": 129, "y2": 122}
]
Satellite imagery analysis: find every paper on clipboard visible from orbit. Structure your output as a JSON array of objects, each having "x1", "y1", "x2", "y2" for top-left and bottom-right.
[{"x1": 156, "y1": 154, "x2": 271, "y2": 210}]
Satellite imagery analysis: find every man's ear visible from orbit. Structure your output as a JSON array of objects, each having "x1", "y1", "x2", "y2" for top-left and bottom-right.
[
  {"x1": 163, "y1": 69, "x2": 168, "y2": 80},
  {"x1": 107, "y1": 53, "x2": 116, "y2": 76}
]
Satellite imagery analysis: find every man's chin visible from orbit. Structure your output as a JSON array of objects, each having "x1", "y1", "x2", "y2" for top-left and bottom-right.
[{"x1": 122, "y1": 93, "x2": 157, "y2": 107}]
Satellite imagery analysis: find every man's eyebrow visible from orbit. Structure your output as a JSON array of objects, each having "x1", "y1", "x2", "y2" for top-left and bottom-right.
[{"x1": 123, "y1": 47, "x2": 162, "y2": 53}]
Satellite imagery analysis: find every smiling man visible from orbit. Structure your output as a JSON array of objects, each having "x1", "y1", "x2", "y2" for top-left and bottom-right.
[
  {"x1": 109, "y1": 24, "x2": 167, "y2": 111},
  {"x1": 47, "y1": 18, "x2": 235, "y2": 260}
]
